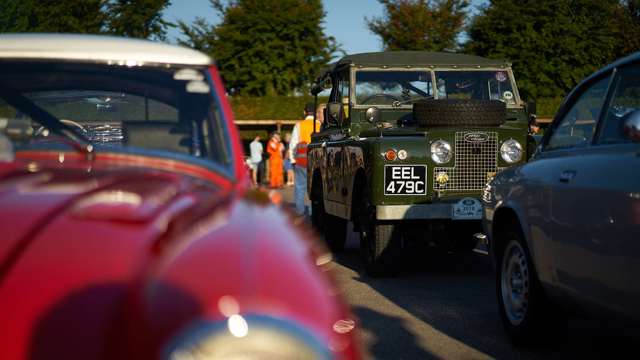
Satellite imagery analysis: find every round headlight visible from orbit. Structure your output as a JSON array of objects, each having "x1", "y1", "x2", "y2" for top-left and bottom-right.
[
  {"x1": 430, "y1": 140, "x2": 452, "y2": 164},
  {"x1": 165, "y1": 315, "x2": 334, "y2": 360},
  {"x1": 500, "y1": 139, "x2": 523, "y2": 163}
]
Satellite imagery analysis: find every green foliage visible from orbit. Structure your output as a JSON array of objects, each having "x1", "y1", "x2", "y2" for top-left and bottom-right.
[
  {"x1": 616, "y1": 0, "x2": 640, "y2": 58},
  {"x1": 0, "y1": 0, "x2": 105, "y2": 33},
  {"x1": 367, "y1": 0, "x2": 469, "y2": 51},
  {"x1": 229, "y1": 96, "x2": 559, "y2": 119},
  {"x1": 0, "y1": 0, "x2": 172, "y2": 40},
  {"x1": 230, "y1": 96, "x2": 316, "y2": 119},
  {"x1": 466, "y1": 0, "x2": 637, "y2": 100},
  {"x1": 179, "y1": 0, "x2": 340, "y2": 96},
  {"x1": 104, "y1": 0, "x2": 174, "y2": 40},
  {"x1": 536, "y1": 97, "x2": 563, "y2": 118}
]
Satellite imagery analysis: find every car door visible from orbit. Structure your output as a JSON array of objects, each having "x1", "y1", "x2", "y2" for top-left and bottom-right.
[
  {"x1": 585, "y1": 63, "x2": 640, "y2": 319},
  {"x1": 537, "y1": 73, "x2": 612, "y2": 304},
  {"x1": 543, "y1": 68, "x2": 640, "y2": 317}
]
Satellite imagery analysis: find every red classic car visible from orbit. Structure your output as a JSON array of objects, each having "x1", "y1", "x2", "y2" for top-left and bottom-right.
[{"x1": 0, "y1": 34, "x2": 360, "y2": 360}]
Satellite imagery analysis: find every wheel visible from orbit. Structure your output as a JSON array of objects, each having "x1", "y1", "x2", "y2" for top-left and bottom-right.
[
  {"x1": 358, "y1": 193, "x2": 400, "y2": 277},
  {"x1": 311, "y1": 180, "x2": 346, "y2": 252},
  {"x1": 324, "y1": 214, "x2": 347, "y2": 252},
  {"x1": 413, "y1": 99, "x2": 506, "y2": 127},
  {"x1": 496, "y1": 226, "x2": 566, "y2": 344},
  {"x1": 311, "y1": 182, "x2": 325, "y2": 234},
  {"x1": 360, "y1": 221, "x2": 400, "y2": 277}
]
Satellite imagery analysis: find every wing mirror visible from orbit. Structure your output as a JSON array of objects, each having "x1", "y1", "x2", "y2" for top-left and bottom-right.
[
  {"x1": 311, "y1": 83, "x2": 324, "y2": 96},
  {"x1": 623, "y1": 110, "x2": 640, "y2": 142},
  {"x1": 527, "y1": 101, "x2": 537, "y2": 116},
  {"x1": 326, "y1": 101, "x2": 343, "y2": 127},
  {"x1": 365, "y1": 106, "x2": 380, "y2": 123}
]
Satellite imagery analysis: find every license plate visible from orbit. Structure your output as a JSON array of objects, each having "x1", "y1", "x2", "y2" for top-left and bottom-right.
[
  {"x1": 384, "y1": 165, "x2": 427, "y2": 195},
  {"x1": 452, "y1": 197, "x2": 483, "y2": 220}
]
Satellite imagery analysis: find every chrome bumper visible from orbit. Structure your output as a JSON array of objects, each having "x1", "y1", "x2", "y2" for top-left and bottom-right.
[{"x1": 376, "y1": 204, "x2": 453, "y2": 220}]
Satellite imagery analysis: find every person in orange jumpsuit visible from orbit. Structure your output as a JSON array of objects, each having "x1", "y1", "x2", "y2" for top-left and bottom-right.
[{"x1": 266, "y1": 132, "x2": 285, "y2": 188}]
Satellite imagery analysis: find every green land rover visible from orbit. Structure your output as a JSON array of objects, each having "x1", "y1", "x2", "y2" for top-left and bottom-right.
[{"x1": 307, "y1": 51, "x2": 535, "y2": 276}]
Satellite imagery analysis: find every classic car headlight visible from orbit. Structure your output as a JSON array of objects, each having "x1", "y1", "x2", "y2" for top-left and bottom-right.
[
  {"x1": 430, "y1": 140, "x2": 452, "y2": 164},
  {"x1": 500, "y1": 139, "x2": 522, "y2": 163},
  {"x1": 165, "y1": 315, "x2": 332, "y2": 360}
]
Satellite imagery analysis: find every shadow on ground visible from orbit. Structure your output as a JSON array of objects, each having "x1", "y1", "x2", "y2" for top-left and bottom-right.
[{"x1": 334, "y1": 225, "x2": 639, "y2": 360}]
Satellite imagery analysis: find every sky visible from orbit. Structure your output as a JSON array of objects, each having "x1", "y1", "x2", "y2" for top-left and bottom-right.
[{"x1": 166, "y1": 0, "x2": 486, "y2": 55}]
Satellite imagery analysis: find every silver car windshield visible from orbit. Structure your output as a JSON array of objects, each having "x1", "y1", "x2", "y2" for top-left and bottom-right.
[
  {"x1": 355, "y1": 71, "x2": 434, "y2": 107},
  {"x1": 434, "y1": 70, "x2": 517, "y2": 105}
]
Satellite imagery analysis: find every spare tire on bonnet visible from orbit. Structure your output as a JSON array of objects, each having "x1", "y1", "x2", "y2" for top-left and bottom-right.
[{"x1": 413, "y1": 99, "x2": 506, "y2": 127}]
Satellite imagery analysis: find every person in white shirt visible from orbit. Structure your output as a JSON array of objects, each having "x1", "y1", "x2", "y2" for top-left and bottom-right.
[
  {"x1": 289, "y1": 103, "x2": 322, "y2": 215},
  {"x1": 249, "y1": 135, "x2": 263, "y2": 186}
]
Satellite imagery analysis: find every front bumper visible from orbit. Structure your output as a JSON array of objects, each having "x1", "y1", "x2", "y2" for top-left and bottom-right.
[
  {"x1": 376, "y1": 200, "x2": 483, "y2": 221},
  {"x1": 376, "y1": 204, "x2": 452, "y2": 220}
]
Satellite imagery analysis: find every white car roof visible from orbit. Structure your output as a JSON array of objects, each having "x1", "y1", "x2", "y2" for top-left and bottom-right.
[{"x1": 0, "y1": 33, "x2": 213, "y2": 66}]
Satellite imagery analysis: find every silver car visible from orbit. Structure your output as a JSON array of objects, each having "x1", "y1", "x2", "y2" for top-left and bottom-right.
[{"x1": 482, "y1": 52, "x2": 640, "y2": 344}]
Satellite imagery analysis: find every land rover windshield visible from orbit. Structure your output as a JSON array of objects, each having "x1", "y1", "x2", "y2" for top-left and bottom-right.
[
  {"x1": 355, "y1": 71, "x2": 433, "y2": 107},
  {"x1": 354, "y1": 69, "x2": 518, "y2": 107}
]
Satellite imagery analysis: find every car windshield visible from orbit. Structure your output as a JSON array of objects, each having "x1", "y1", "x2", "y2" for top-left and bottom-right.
[
  {"x1": 0, "y1": 62, "x2": 230, "y2": 167},
  {"x1": 434, "y1": 70, "x2": 517, "y2": 104},
  {"x1": 355, "y1": 71, "x2": 433, "y2": 107}
]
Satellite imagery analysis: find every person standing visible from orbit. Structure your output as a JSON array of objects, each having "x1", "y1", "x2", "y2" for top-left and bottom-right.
[
  {"x1": 283, "y1": 132, "x2": 295, "y2": 186},
  {"x1": 248, "y1": 135, "x2": 263, "y2": 186},
  {"x1": 289, "y1": 103, "x2": 322, "y2": 216},
  {"x1": 267, "y1": 132, "x2": 285, "y2": 188}
]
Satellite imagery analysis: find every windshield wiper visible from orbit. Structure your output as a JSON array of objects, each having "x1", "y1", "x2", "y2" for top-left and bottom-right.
[
  {"x1": 392, "y1": 95, "x2": 434, "y2": 108},
  {"x1": 0, "y1": 88, "x2": 95, "y2": 159}
]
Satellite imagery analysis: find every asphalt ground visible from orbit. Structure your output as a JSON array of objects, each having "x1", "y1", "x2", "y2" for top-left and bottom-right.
[{"x1": 277, "y1": 185, "x2": 637, "y2": 360}]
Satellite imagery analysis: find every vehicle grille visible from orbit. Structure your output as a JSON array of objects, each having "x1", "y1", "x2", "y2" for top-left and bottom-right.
[{"x1": 433, "y1": 132, "x2": 498, "y2": 192}]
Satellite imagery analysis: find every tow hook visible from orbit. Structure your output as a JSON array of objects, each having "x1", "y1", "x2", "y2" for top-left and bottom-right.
[{"x1": 473, "y1": 233, "x2": 489, "y2": 255}]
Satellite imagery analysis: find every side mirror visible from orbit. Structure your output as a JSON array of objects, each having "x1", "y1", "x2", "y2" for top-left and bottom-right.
[
  {"x1": 365, "y1": 107, "x2": 380, "y2": 123},
  {"x1": 326, "y1": 101, "x2": 342, "y2": 127},
  {"x1": 310, "y1": 83, "x2": 324, "y2": 96},
  {"x1": 623, "y1": 110, "x2": 640, "y2": 142}
]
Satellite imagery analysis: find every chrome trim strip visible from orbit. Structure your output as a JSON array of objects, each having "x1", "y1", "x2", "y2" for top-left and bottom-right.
[{"x1": 376, "y1": 203, "x2": 452, "y2": 220}]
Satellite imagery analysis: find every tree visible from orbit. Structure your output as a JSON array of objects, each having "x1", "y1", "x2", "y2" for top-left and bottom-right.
[
  {"x1": 105, "y1": 0, "x2": 174, "y2": 41},
  {"x1": 0, "y1": 0, "x2": 105, "y2": 34},
  {"x1": 466, "y1": 0, "x2": 636, "y2": 99},
  {"x1": 615, "y1": 0, "x2": 640, "y2": 59},
  {"x1": 179, "y1": 0, "x2": 339, "y2": 96},
  {"x1": 366, "y1": 0, "x2": 469, "y2": 51}
]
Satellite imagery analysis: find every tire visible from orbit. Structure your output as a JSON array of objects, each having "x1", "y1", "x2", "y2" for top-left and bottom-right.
[
  {"x1": 413, "y1": 99, "x2": 506, "y2": 127},
  {"x1": 496, "y1": 226, "x2": 566, "y2": 345},
  {"x1": 311, "y1": 180, "x2": 346, "y2": 252},
  {"x1": 361, "y1": 222, "x2": 400, "y2": 277},
  {"x1": 324, "y1": 214, "x2": 347, "y2": 252},
  {"x1": 310, "y1": 180, "x2": 324, "y2": 234},
  {"x1": 358, "y1": 193, "x2": 400, "y2": 277}
]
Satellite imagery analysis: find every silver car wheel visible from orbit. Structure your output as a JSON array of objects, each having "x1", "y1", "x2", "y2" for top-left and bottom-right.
[{"x1": 501, "y1": 240, "x2": 530, "y2": 326}]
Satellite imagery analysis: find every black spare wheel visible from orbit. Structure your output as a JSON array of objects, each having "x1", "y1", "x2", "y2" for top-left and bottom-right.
[{"x1": 413, "y1": 99, "x2": 506, "y2": 127}]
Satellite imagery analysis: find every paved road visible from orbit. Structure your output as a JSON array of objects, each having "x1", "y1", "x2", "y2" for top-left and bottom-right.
[{"x1": 278, "y1": 186, "x2": 636, "y2": 360}]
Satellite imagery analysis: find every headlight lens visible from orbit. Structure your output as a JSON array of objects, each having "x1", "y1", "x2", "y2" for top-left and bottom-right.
[
  {"x1": 430, "y1": 140, "x2": 452, "y2": 164},
  {"x1": 165, "y1": 315, "x2": 333, "y2": 360},
  {"x1": 500, "y1": 139, "x2": 523, "y2": 163}
]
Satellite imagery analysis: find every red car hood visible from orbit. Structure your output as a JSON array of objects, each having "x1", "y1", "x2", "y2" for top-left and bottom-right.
[
  {"x1": 0, "y1": 158, "x2": 224, "y2": 359},
  {"x1": 0, "y1": 158, "x2": 358, "y2": 360}
]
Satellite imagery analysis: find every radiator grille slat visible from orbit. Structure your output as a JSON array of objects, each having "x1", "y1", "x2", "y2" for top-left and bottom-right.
[{"x1": 434, "y1": 132, "x2": 498, "y2": 192}]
